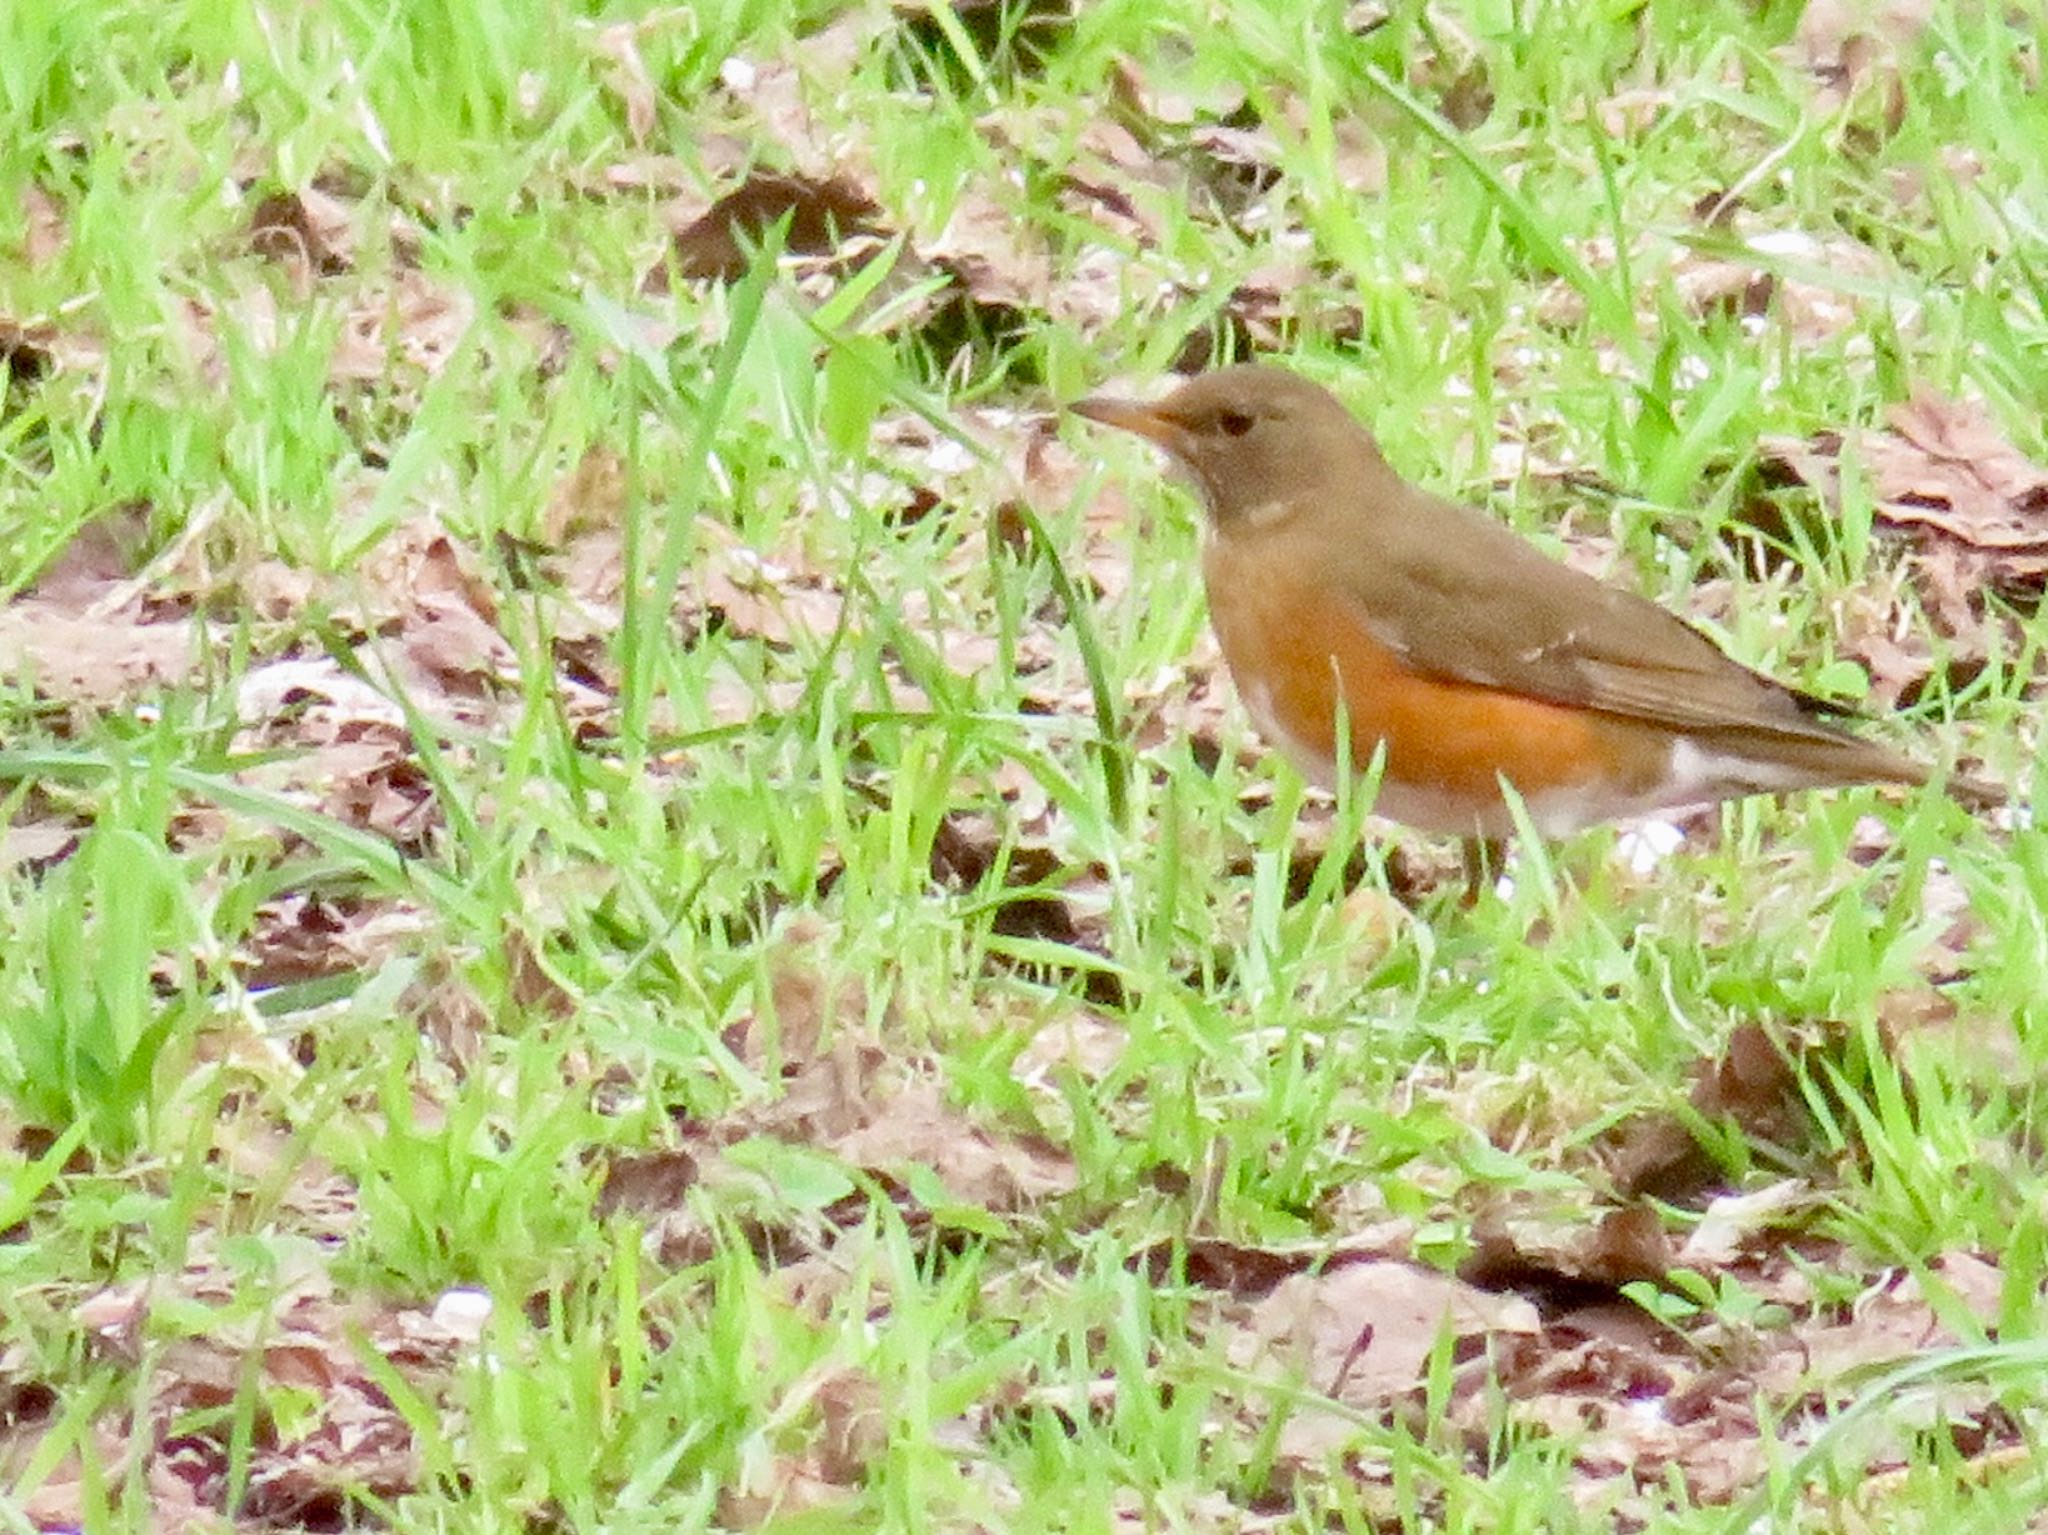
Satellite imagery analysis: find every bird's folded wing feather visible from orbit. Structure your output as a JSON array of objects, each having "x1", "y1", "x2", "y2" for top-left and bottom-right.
[{"x1": 1349, "y1": 502, "x2": 1856, "y2": 744}]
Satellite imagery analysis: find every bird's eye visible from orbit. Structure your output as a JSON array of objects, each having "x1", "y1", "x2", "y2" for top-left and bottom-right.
[{"x1": 1217, "y1": 410, "x2": 1255, "y2": 437}]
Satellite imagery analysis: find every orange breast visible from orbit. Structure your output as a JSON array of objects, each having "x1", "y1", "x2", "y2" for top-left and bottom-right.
[{"x1": 1202, "y1": 552, "x2": 1670, "y2": 833}]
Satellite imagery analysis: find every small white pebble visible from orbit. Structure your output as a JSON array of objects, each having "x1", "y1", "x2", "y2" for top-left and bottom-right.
[
  {"x1": 1746, "y1": 229, "x2": 1822, "y2": 260},
  {"x1": 1616, "y1": 820, "x2": 1685, "y2": 876},
  {"x1": 925, "y1": 439, "x2": 975, "y2": 475},
  {"x1": 1624, "y1": 1394, "x2": 1670, "y2": 1429},
  {"x1": 1991, "y1": 801, "x2": 2033, "y2": 832},
  {"x1": 719, "y1": 56, "x2": 758, "y2": 92},
  {"x1": 431, "y1": 1287, "x2": 494, "y2": 1341}
]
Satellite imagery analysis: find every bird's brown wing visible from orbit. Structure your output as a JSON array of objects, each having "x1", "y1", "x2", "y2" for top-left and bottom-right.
[{"x1": 1339, "y1": 492, "x2": 1865, "y2": 748}]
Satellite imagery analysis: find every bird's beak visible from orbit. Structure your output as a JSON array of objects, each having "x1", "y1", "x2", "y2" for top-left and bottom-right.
[{"x1": 1070, "y1": 396, "x2": 1193, "y2": 460}]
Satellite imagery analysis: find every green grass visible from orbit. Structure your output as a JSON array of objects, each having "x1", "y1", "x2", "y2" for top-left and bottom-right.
[{"x1": 1, "y1": 0, "x2": 2045, "y2": 1529}]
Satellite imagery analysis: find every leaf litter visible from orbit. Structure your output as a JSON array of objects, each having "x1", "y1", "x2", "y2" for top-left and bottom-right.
[
  {"x1": 1761, "y1": 386, "x2": 2048, "y2": 759},
  {"x1": 3, "y1": 7, "x2": 2042, "y2": 1528}
]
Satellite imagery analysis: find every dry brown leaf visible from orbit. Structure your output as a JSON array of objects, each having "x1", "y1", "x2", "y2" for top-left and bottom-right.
[
  {"x1": 19, "y1": 181, "x2": 67, "y2": 267},
  {"x1": 711, "y1": 926, "x2": 1078, "y2": 1211},
  {"x1": 1246, "y1": 1259, "x2": 1541, "y2": 1396},
  {"x1": 1886, "y1": 147, "x2": 1987, "y2": 215},
  {"x1": 14, "y1": 1426, "x2": 221, "y2": 1533},
  {"x1": 1609, "y1": 1022, "x2": 1830, "y2": 1203},
  {"x1": 1460, "y1": 1204, "x2": 1676, "y2": 1306},
  {"x1": 592, "y1": 20, "x2": 659, "y2": 144},
  {"x1": 1790, "y1": 0, "x2": 1934, "y2": 89},
  {"x1": 920, "y1": 184, "x2": 1056, "y2": 316},
  {"x1": 1234, "y1": 1258, "x2": 1539, "y2": 1466},
  {"x1": 540, "y1": 445, "x2": 628, "y2": 545},
  {"x1": 248, "y1": 186, "x2": 354, "y2": 277},
  {"x1": 813, "y1": 1365, "x2": 889, "y2": 1484},
  {"x1": 830, "y1": 1078, "x2": 1077, "y2": 1209},
  {"x1": 1591, "y1": 85, "x2": 1677, "y2": 138},
  {"x1": 1869, "y1": 390, "x2": 2048, "y2": 550},
  {"x1": 1834, "y1": 577, "x2": 1940, "y2": 711},
  {"x1": 1056, "y1": 157, "x2": 1170, "y2": 250},
  {"x1": 239, "y1": 556, "x2": 319, "y2": 621},
  {"x1": 401, "y1": 591, "x2": 519, "y2": 694},
  {"x1": 545, "y1": 524, "x2": 627, "y2": 617},
  {"x1": 594, "y1": 149, "x2": 731, "y2": 197},
  {"x1": 685, "y1": 521, "x2": 847, "y2": 650},
  {"x1": 661, "y1": 171, "x2": 885, "y2": 286},
  {"x1": 11, "y1": 509, "x2": 191, "y2": 692},
  {"x1": 1760, "y1": 1255, "x2": 2002, "y2": 1394},
  {"x1": 350, "y1": 521, "x2": 518, "y2": 683},
  {"x1": 233, "y1": 655, "x2": 407, "y2": 735},
  {"x1": 231, "y1": 651, "x2": 458, "y2": 848},
  {"x1": 503, "y1": 927, "x2": 579, "y2": 1020},
  {"x1": 733, "y1": 912, "x2": 856, "y2": 1070},
  {"x1": 328, "y1": 265, "x2": 473, "y2": 382},
  {"x1": 1665, "y1": 221, "x2": 1889, "y2": 342},
  {"x1": 1211, "y1": 256, "x2": 1364, "y2": 356},
  {"x1": 0, "y1": 602, "x2": 201, "y2": 704},
  {"x1": 27, "y1": 508, "x2": 145, "y2": 604},
  {"x1": 1762, "y1": 390, "x2": 2048, "y2": 636},
  {"x1": 0, "y1": 819, "x2": 80, "y2": 871},
  {"x1": 239, "y1": 894, "x2": 437, "y2": 995},
  {"x1": 597, "y1": 1147, "x2": 701, "y2": 1219},
  {"x1": 1879, "y1": 983, "x2": 2025, "y2": 1084},
  {"x1": 714, "y1": 11, "x2": 876, "y2": 174},
  {"x1": 1134, "y1": 1225, "x2": 1415, "y2": 1298},
  {"x1": 718, "y1": 1466, "x2": 858, "y2": 1529},
  {"x1": 320, "y1": 746, "x2": 440, "y2": 850},
  {"x1": 1677, "y1": 1180, "x2": 1812, "y2": 1267},
  {"x1": 1013, "y1": 1011, "x2": 1128, "y2": 1083},
  {"x1": 1105, "y1": 54, "x2": 1248, "y2": 130}
]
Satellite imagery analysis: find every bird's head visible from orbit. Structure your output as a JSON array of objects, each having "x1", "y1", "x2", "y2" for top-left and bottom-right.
[{"x1": 1072, "y1": 364, "x2": 1387, "y2": 528}]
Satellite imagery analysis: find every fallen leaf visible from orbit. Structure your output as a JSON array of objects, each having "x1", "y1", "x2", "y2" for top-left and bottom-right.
[
  {"x1": 328, "y1": 265, "x2": 473, "y2": 382},
  {"x1": 18, "y1": 181, "x2": 67, "y2": 267},
  {"x1": 401, "y1": 591, "x2": 518, "y2": 694},
  {"x1": 0, "y1": 603, "x2": 201, "y2": 704},
  {"x1": 1761, "y1": 390, "x2": 2048, "y2": 634},
  {"x1": 733, "y1": 912, "x2": 856, "y2": 1070},
  {"x1": 0, "y1": 819, "x2": 80, "y2": 872},
  {"x1": 1760, "y1": 1255, "x2": 2001, "y2": 1394},
  {"x1": 829, "y1": 1078, "x2": 1077, "y2": 1209},
  {"x1": 1460, "y1": 1204, "x2": 1675, "y2": 1309},
  {"x1": 684, "y1": 522, "x2": 847, "y2": 650},
  {"x1": 248, "y1": 186, "x2": 354, "y2": 277},
  {"x1": 1609, "y1": 1023, "x2": 1826, "y2": 1203},
  {"x1": 596, "y1": 1147, "x2": 701, "y2": 1219},
  {"x1": 813, "y1": 1365, "x2": 888, "y2": 1483},
  {"x1": 592, "y1": 20, "x2": 659, "y2": 144},
  {"x1": 1237, "y1": 1257, "x2": 1539, "y2": 1466},
  {"x1": 919, "y1": 183, "x2": 1056, "y2": 316},
  {"x1": 1678, "y1": 1180, "x2": 1813, "y2": 1267},
  {"x1": 1789, "y1": 0, "x2": 1934, "y2": 90},
  {"x1": 540, "y1": 444, "x2": 628, "y2": 545},
  {"x1": 1869, "y1": 390, "x2": 2048, "y2": 551},
  {"x1": 663, "y1": 171, "x2": 884, "y2": 285}
]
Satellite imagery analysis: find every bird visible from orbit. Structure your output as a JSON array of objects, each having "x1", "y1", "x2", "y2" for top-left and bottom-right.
[{"x1": 1071, "y1": 363, "x2": 1985, "y2": 890}]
